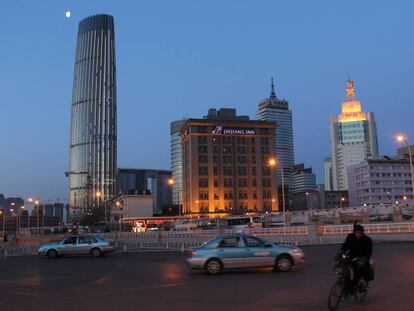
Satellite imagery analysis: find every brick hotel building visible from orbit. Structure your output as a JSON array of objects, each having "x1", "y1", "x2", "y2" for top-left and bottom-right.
[{"x1": 180, "y1": 108, "x2": 278, "y2": 215}]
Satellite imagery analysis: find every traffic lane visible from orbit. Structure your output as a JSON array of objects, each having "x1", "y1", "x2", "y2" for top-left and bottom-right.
[{"x1": 1, "y1": 243, "x2": 414, "y2": 311}]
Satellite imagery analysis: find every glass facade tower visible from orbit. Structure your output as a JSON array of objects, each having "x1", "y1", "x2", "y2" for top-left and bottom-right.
[
  {"x1": 256, "y1": 79, "x2": 294, "y2": 207},
  {"x1": 69, "y1": 14, "x2": 117, "y2": 217},
  {"x1": 330, "y1": 79, "x2": 378, "y2": 190},
  {"x1": 170, "y1": 119, "x2": 187, "y2": 205}
]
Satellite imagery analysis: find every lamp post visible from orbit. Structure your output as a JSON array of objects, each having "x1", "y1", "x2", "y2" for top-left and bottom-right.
[
  {"x1": 0, "y1": 210, "x2": 4, "y2": 237},
  {"x1": 167, "y1": 178, "x2": 181, "y2": 221},
  {"x1": 19, "y1": 206, "x2": 25, "y2": 234},
  {"x1": 10, "y1": 203, "x2": 16, "y2": 235},
  {"x1": 96, "y1": 191, "x2": 108, "y2": 222},
  {"x1": 340, "y1": 196, "x2": 345, "y2": 209},
  {"x1": 396, "y1": 135, "x2": 414, "y2": 205},
  {"x1": 96, "y1": 191, "x2": 102, "y2": 220},
  {"x1": 268, "y1": 157, "x2": 286, "y2": 227},
  {"x1": 10, "y1": 208, "x2": 15, "y2": 237},
  {"x1": 29, "y1": 198, "x2": 40, "y2": 236},
  {"x1": 115, "y1": 200, "x2": 122, "y2": 231}
]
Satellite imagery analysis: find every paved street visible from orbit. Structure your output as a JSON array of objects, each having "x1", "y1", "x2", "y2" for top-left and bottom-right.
[{"x1": 1, "y1": 242, "x2": 414, "y2": 311}]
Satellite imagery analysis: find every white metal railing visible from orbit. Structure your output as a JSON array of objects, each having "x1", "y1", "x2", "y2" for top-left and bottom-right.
[
  {"x1": 101, "y1": 226, "x2": 309, "y2": 239},
  {"x1": 224, "y1": 226, "x2": 308, "y2": 236},
  {"x1": 321, "y1": 222, "x2": 414, "y2": 235}
]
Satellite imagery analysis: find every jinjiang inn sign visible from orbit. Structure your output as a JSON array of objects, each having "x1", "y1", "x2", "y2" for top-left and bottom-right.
[{"x1": 212, "y1": 126, "x2": 256, "y2": 135}]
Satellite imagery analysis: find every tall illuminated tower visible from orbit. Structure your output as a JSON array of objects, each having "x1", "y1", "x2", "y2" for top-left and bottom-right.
[
  {"x1": 69, "y1": 14, "x2": 117, "y2": 217},
  {"x1": 330, "y1": 79, "x2": 378, "y2": 190}
]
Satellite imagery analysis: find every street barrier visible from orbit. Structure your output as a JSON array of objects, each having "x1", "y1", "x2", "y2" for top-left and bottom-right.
[
  {"x1": 321, "y1": 222, "x2": 414, "y2": 235},
  {"x1": 3, "y1": 222, "x2": 414, "y2": 257}
]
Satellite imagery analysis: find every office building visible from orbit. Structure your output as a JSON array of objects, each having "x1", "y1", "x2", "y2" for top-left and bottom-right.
[
  {"x1": 347, "y1": 157, "x2": 414, "y2": 206},
  {"x1": 330, "y1": 79, "x2": 378, "y2": 190},
  {"x1": 181, "y1": 108, "x2": 278, "y2": 215},
  {"x1": 292, "y1": 164, "x2": 317, "y2": 194},
  {"x1": 317, "y1": 184, "x2": 349, "y2": 209},
  {"x1": 36, "y1": 203, "x2": 65, "y2": 221},
  {"x1": 170, "y1": 119, "x2": 187, "y2": 205},
  {"x1": 257, "y1": 79, "x2": 294, "y2": 207},
  {"x1": 0, "y1": 195, "x2": 24, "y2": 215},
  {"x1": 291, "y1": 164, "x2": 317, "y2": 210},
  {"x1": 397, "y1": 145, "x2": 414, "y2": 159},
  {"x1": 69, "y1": 14, "x2": 118, "y2": 218},
  {"x1": 118, "y1": 168, "x2": 172, "y2": 215}
]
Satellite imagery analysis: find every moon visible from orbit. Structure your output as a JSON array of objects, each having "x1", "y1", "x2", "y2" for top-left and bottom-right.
[{"x1": 65, "y1": 11, "x2": 71, "y2": 18}]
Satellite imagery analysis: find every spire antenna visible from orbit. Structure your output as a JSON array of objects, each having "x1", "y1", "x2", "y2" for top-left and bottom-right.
[
  {"x1": 346, "y1": 77, "x2": 355, "y2": 101},
  {"x1": 270, "y1": 77, "x2": 276, "y2": 99}
]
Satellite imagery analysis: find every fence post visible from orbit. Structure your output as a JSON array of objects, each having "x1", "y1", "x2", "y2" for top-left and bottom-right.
[
  {"x1": 123, "y1": 244, "x2": 127, "y2": 253},
  {"x1": 181, "y1": 243, "x2": 185, "y2": 253}
]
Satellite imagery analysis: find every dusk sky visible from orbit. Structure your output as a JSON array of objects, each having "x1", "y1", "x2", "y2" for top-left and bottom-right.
[{"x1": 1, "y1": 0, "x2": 413, "y2": 203}]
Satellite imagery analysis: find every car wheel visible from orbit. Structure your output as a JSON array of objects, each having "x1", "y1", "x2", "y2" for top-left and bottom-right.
[
  {"x1": 205, "y1": 259, "x2": 222, "y2": 275},
  {"x1": 47, "y1": 249, "x2": 58, "y2": 259},
  {"x1": 276, "y1": 255, "x2": 293, "y2": 272},
  {"x1": 91, "y1": 248, "x2": 102, "y2": 257}
]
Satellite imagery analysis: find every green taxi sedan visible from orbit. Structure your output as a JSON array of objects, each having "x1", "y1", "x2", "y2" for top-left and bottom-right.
[{"x1": 187, "y1": 234, "x2": 305, "y2": 274}]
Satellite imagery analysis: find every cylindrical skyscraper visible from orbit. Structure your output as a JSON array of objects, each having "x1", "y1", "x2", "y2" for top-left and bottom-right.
[{"x1": 69, "y1": 14, "x2": 117, "y2": 218}]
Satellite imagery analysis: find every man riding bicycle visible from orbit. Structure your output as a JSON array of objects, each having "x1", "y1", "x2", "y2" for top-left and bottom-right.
[{"x1": 338, "y1": 223, "x2": 373, "y2": 294}]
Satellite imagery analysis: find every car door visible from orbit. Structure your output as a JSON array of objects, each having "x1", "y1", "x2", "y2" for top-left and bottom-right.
[
  {"x1": 243, "y1": 236, "x2": 274, "y2": 267},
  {"x1": 77, "y1": 235, "x2": 93, "y2": 255},
  {"x1": 215, "y1": 236, "x2": 247, "y2": 268},
  {"x1": 60, "y1": 236, "x2": 78, "y2": 255}
]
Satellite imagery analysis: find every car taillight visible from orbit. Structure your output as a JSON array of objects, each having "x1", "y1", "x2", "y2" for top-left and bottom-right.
[{"x1": 188, "y1": 250, "x2": 197, "y2": 257}]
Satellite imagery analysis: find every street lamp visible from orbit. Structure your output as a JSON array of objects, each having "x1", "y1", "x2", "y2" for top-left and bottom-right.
[
  {"x1": 167, "y1": 178, "x2": 181, "y2": 220},
  {"x1": 396, "y1": 134, "x2": 414, "y2": 204},
  {"x1": 268, "y1": 157, "x2": 286, "y2": 227},
  {"x1": 340, "y1": 197, "x2": 345, "y2": 209},
  {"x1": 29, "y1": 198, "x2": 40, "y2": 236},
  {"x1": 0, "y1": 210, "x2": 4, "y2": 237},
  {"x1": 19, "y1": 206, "x2": 25, "y2": 233},
  {"x1": 115, "y1": 201, "x2": 122, "y2": 230},
  {"x1": 96, "y1": 191, "x2": 108, "y2": 222},
  {"x1": 10, "y1": 203, "x2": 16, "y2": 235}
]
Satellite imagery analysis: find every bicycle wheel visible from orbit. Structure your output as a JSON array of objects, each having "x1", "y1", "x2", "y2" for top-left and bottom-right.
[{"x1": 328, "y1": 282, "x2": 344, "y2": 311}]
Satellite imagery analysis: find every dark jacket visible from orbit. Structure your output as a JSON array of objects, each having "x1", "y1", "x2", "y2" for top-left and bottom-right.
[{"x1": 341, "y1": 233, "x2": 373, "y2": 260}]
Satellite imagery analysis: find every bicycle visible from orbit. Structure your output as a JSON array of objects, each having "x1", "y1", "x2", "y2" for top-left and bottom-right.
[{"x1": 327, "y1": 254, "x2": 369, "y2": 311}]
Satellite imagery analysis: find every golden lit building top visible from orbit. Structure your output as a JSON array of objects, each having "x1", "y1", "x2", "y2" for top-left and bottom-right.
[{"x1": 338, "y1": 79, "x2": 367, "y2": 123}]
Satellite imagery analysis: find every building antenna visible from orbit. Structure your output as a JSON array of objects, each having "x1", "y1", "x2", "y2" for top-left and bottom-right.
[{"x1": 270, "y1": 77, "x2": 276, "y2": 99}]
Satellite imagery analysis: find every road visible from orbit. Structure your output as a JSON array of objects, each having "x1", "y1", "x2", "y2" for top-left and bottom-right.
[{"x1": 1, "y1": 242, "x2": 413, "y2": 311}]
